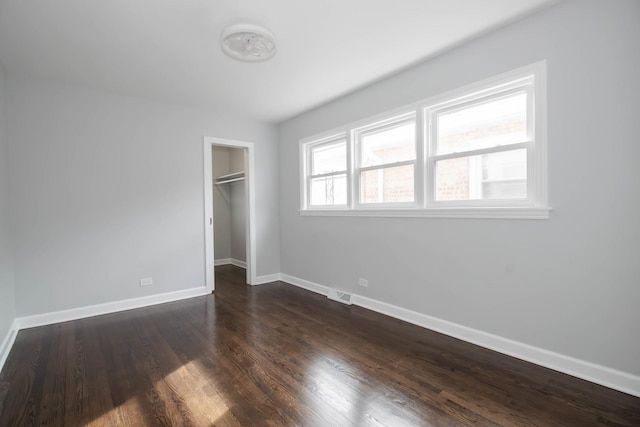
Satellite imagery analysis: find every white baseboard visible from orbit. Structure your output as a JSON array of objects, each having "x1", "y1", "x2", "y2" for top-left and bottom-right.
[
  {"x1": 280, "y1": 274, "x2": 330, "y2": 296},
  {"x1": 230, "y1": 258, "x2": 246, "y2": 269},
  {"x1": 215, "y1": 258, "x2": 247, "y2": 269},
  {"x1": 253, "y1": 273, "x2": 282, "y2": 285},
  {"x1": 280, "y1": 273, "x2": 640, "y2": 398},
  {"x1": 17, "y1": 287, "x2": 209, "y2": 330},
  {"x1": 0, "y1": 318, "x2": 19, "y2": 373}
]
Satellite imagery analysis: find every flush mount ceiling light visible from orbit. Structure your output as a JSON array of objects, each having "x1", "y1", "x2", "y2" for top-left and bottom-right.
[{"x1": 221, "y1": 24, "x2": 276, "y2": 62}]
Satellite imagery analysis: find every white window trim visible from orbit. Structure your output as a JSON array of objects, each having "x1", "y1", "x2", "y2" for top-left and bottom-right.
[
  {"x1": 299, "y1": 61, "x2": 550, "y2": 219},
  {"x1": 299, "y1": 207, "x2": 551, "y2": 219}
]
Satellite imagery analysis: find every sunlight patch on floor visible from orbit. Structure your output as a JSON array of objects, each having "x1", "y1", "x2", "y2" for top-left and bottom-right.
[
  {"x1": 164, "y1": 360, "x2": 231, "y2": 424},
  {"x1": 86, "y1": 396, "x2": 144, "y2": 426}
]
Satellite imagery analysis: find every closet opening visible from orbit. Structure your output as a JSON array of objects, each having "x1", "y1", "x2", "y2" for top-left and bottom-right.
[{"x1": 203, "y1": 137, "x2": 256, "y2": 292}]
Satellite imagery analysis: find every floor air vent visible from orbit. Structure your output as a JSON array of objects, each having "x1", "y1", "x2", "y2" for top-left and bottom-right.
[{"x1": 327, "y1": 289, "x2": 353, "y2": 305}]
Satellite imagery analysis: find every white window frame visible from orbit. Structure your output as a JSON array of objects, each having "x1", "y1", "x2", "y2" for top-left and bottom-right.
[{"x1": 299, "y1": 61, "x2": 549, "y2": 219}]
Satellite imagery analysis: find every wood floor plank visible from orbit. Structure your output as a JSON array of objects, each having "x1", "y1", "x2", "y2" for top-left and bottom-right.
[
  {"x1": 38, "y1": 323, "x2": 71, "y2": 426},
  {"x1": 0, "y1": 264, "x2": 638, "y2": 426},
  {"x1": 78, "y1": 318, "x2": 119, "y2": 426},
  {"x1": 63, "y1": 322, "x2": 86, "y2": 426}
]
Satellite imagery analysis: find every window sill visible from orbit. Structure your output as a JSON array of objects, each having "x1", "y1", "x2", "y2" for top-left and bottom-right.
[{"x1": 299, "y1": 206, "x2": 551, "y2": 219}]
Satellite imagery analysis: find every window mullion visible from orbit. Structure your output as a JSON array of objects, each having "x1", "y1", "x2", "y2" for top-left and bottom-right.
[
  {"x1": 348, "y1": 130, "x2": 356, "y2": 209},
  {"x1": 415, "y1": 108, "x2": 425, "y2": 208},
  {"x1": 310, "y1": 170, "x2": 347, "y2": 179},
  {"x1": 425, "y1": 109, "x2": 436, "y2": 207},
  {"x1": 358, "y1": 159, "x2": 415, "y2": 173},
  {"x1": 432, "y1": 142, "x2": 528, "y2": 162}
]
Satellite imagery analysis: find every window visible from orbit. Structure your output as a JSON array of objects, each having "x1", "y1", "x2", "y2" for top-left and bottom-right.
[
  {"x1": 429, "y1": 88, "x2": 531, "y2": 204},
  {"x1": 300, "y1": 62, "x2": 549, "y2": 219},
  {"x1": 306, "y1": 136, "x2": 348, "y2": 207},
  {"x1": 356, "y1": 113, "x2": 416, "y2": 206}
]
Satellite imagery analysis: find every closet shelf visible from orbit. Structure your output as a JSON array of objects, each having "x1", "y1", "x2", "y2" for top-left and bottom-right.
[{"x1": 215, "y1": 171, "x2": 245, "y2": 185}]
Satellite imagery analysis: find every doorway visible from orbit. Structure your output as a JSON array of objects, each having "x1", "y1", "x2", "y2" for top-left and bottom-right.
[{"x1": 203, "y1": 137, "x2": 256, "y2": 292}]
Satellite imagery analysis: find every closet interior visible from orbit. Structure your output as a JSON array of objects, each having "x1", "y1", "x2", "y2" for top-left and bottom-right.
[{"x1": 212, "y1": 145, "x2": 247, "y2": 275}]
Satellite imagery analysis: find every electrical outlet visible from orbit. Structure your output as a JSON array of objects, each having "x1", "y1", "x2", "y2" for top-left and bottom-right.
[
  {"x1": 139, "y1": 278, "x2": 153, "y2": 287},
  {"x1": 358, "y1": 278, "x2": 368, "y2": 287}
]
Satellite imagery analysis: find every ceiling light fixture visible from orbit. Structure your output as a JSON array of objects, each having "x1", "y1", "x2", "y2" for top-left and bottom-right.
[{"x1": 221, "y1": 24, "x2": 276, "y2": 62}]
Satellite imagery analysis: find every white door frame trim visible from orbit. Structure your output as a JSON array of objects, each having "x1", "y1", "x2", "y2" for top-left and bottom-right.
[{"x1": 203, "y1": 137, "x2": 257, "y2": 292}]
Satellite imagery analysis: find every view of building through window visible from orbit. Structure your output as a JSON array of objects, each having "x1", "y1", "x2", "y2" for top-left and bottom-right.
[
  {"x1": 434, "y1": 92, "x2": 528, "y2": 201},
  {"x1": 358, "y1": 121, "x2": 415, "y2": 204},
  {"x1": 435, "y1": 149, "x2": 527, "y2": 201}
]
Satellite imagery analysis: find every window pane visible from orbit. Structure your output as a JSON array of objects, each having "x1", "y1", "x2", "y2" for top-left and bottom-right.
[
  {"x1": 435, "y1": 149, "x2": 526, "y2": 201},
  {"x1": 312, "y1": 141, "x2": 346, "y2": 175},
  {"x1": 310, "y1": 174, "x2": 347, "y2": 205},
  {"x1": 360, "y1": 164, "x2": 414, "y2": 204},
  {"x1": 437, "y1": 92, "x2": 527, "y2": 155},
  {"x1": 360, "y1": 122, "x2": 415, "y2": 167}
]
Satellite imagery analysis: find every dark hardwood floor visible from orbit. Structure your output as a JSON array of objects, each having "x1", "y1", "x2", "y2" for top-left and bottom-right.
[{"x1": 0, "y1": 265, "x2": 638, "y2": 426}]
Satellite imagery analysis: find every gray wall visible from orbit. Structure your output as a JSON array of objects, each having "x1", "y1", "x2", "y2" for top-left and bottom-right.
[
  {"x1": 278, "y1": 0, "x2": 640, "y2": 375},
  {"x1": 229, "y1": 148, "x2": 244, "y2": 176},
  {"x1": 8, "y1": 75, "x2": 280, "y2": 317},
  {"x1": 0, "y1": 62, "x2": 16, "y2": 344}
]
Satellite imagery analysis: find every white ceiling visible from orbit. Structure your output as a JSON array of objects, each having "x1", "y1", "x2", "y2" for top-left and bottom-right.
[{"x1": 0, "y1": 0, "x2": 558, "y2": 123}]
